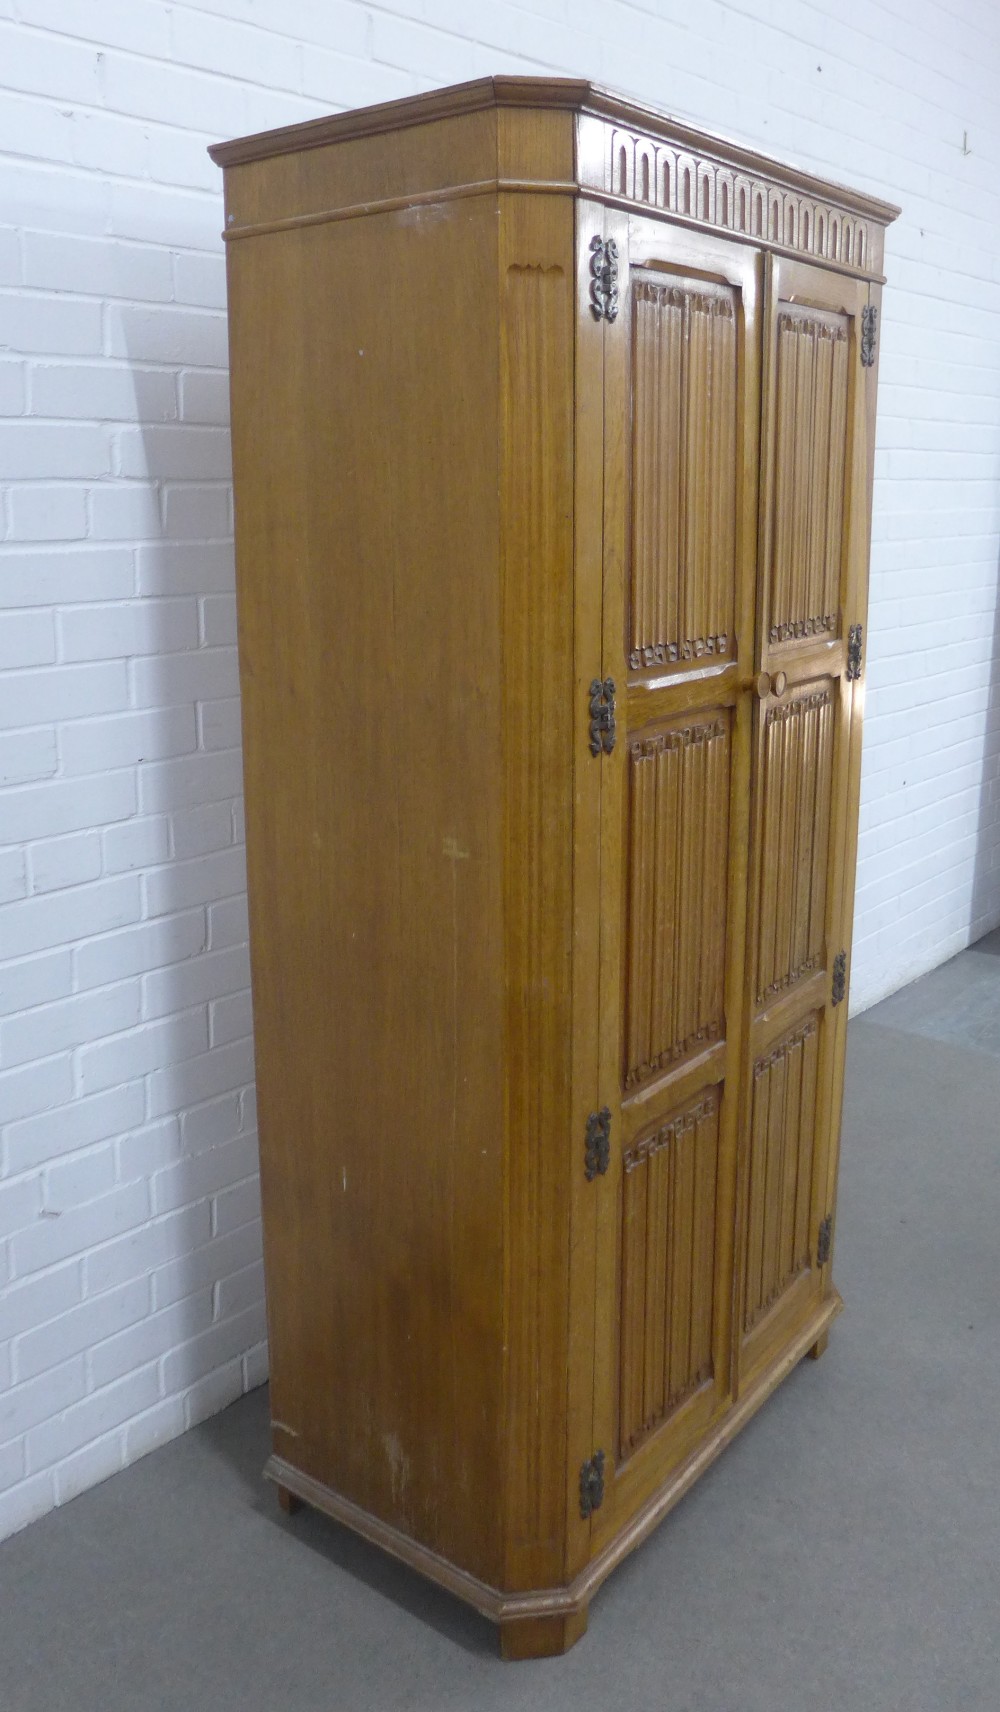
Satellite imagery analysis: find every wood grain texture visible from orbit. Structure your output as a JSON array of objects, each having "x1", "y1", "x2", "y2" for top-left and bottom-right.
[
  {"x1": 211, "y1": 77, "x2": 900, "y2": 236},
  {"x1": 226, "y1": 197, "x2": 506, "y2": 1585},
  {"x1": 629, "y1": 279, "x2": 737, "y2": 672},
  {"x1": 499, "y1": 190, "x2": 578, "y2": 1593},
  {"x1": 754, "y1": 683, "x2": 835, "y2": 1004},
  {"x1": 818, "y1": 278, "x2": 885, "y2": 1284},
  {"x1": 593, "y1": 120, "x2": 884, "y2": 275},
  {"x1": 624, "y1": 713, "x2": 730, "y2": 1089},
  {"x1": 742, "y1": 1016, "x2": 820, "y2": 1332},
  {"x1": 564, "y1": 196, "x2": 608, "y2": 1583},
  {"x1": 500, "y1": 1608, "x2": 590, "y2": 1661},
  {"x1": 591, "y1": 219, "x2": 760, "y2": 1561},
  {"x1": 619, "y1": 1087, "x2": 720, "y2": 1456},
  {"x1": 221, "y1": 109, "x2": 500, "y2": 234},
  {"x1": 264, "y1": 1283, "x2": 841, "y2": 1635},
  {"x1": 768, "y1": 308, "x2": 850, "y2": 645},
  {"x1": 215, "y1": 84, "x2": 895, "y2": 1658},
  {"x1": 737, "y1": 255, "x2": 871, "y2": 1394}
]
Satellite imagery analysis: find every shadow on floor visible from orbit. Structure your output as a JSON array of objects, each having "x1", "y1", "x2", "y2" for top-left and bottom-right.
[{"x1": 195, "y1": 1396, "x2": 494, "y2": 1658}]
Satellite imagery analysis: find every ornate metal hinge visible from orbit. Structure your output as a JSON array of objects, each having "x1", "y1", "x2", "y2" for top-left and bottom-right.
[
  {"x1": 817, "y1": 1214, "x2": 833, "y2": 1267},
  {"x1": 579, "y1": 1450, "x2": 606, "y2": 1519},
  {"x1": 589, "y1": 235, "x2": 620, "y2": 322},
  {"x1": 584, "y1": 1107, "x2": 611, "y2": 1180},
  {"x1": 832, "y1": 950, "x2": 847, "y2": 1007},
  {"x1": 589, "y1": 677, "x2": 616, "y2": 756},
  {"x1": 846, "y1": 624, "x2": 863, "y2": 681},
  {"x1": 860, "y1": 303, "x2": 877, "y2": 366}
]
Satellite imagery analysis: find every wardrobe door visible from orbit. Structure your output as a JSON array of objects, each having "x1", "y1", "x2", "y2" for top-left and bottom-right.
[
  {"x1": 736, "y1": 256, "x2": 871, "y2": 1387},
  {"x1": 589, "y1": 213, "x2": 761, "y2": 1545}
]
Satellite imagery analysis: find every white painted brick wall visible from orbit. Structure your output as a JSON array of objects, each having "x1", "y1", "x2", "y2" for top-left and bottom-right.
[{"x1": 1, "y1": 0, "x2": 998, "y2": 1541}]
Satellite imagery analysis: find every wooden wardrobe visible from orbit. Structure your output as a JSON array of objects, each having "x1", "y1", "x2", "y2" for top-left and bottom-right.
[{"x1": 210, "y1": 78, "x2": 897, "y2": 1660}]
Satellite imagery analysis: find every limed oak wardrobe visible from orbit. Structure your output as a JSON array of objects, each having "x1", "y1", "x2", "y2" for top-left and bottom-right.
[{"x1": 210, "y1": 79, "x2": 897, "y2": 1659}]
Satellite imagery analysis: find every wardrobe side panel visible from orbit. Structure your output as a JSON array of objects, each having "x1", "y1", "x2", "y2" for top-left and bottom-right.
[{"x1": 224, "y1": 193, "x2": 506, "y2": 1584}]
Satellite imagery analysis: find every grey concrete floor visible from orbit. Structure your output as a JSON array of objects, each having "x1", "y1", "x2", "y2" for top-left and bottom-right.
[{"x1": 2, "y1": 936, "x2": 1000, "y2": 1711}]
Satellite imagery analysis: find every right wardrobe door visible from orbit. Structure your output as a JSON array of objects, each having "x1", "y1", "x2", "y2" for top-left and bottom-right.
[{"x1": 736, "y1": 254, "x2": 871, "y2": 1390}]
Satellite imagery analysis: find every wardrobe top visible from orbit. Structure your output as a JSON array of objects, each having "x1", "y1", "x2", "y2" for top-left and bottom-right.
[{"x1": 209, "y1": 74, "x2": 899, "y2": 229}]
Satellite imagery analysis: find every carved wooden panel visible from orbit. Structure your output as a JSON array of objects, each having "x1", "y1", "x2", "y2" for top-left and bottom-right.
[
  {"x1": 743, "y1": 1017, "x2": 820, "y2": 1332},
  {"x1": 629, "y1": 278, "x2": 737, "y2": 673},
  {"x1": 620, "y1": 1087, "x2": 720, "y2": 1457},
  {"x1": 598, "y1": 125, "x2": 873, "y2": 275},
  {"x1": 624, "y1": 713, "x2": 730, "y2": 1091},
  {"x1": 768, "y1": 306, "x2": 850, "y2": 645},
  {"x1": 755, "y1": 684, "x2": 834, "y2": 1005}
]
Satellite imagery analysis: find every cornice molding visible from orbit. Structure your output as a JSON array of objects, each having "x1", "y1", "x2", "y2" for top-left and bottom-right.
[{"x1": 208, "y1": 75, "x2": 900, "y2": 233}]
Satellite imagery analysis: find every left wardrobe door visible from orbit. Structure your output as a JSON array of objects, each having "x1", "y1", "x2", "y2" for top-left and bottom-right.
[{"x1": 590, "y1": 213, "x2": 763, "y2": 1547}]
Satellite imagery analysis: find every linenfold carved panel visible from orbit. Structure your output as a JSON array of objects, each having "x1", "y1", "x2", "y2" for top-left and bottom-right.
[
  {"x1": 602, "y1": 126, "x2": 872, "y2": 274},
  {"x1": 620, "y1": 1087, "x2": 720, "y2": 1457},
  {"x1": 629, "y1": 278, "x2": 737, "y2": 674},
  {"x1": 743, "y1": 1016, "x2": 820, "y2": 1332},
  {"x1": 768, "y1": 307, "x2": 850, "y2": 646},
  {"x1": 624, "y1": 714, "x2": 730, "y2": 1091},
  {"x1": 755, "y1": 685, "x2": 834, "y2": 1005}
]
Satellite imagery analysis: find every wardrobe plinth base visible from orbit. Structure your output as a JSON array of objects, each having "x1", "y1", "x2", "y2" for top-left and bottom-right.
[
  {"x1": 263, "y1": 1292, "x2": 843, "y2": 1661},
  {"x1": 499, "y1": 1607, "x2": 589, "y2": 1660}
]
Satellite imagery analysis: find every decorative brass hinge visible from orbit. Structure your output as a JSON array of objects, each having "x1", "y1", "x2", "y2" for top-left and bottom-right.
[
  {"x1": 579, "y1": 1450, "x2": 606, "y2": 1518},
  {"x1": 584, "y1": 1107, "x2": 611, "y2": 1180},
  {"x1": 817, "y1": 1214, "x2": 833, "y2": 1267},
  {"x1": 589, "y1": 235, "x2": 620, "y2": 322},
  {"x1": 860, "y1": 303, "x2": 877, "y2": 366},
  {"x1": 846, "y1": 624, "x2": 863, "y2": 681},
  {"x1": 589, "y1": 677, "x2": 616, "y2": 756},
  {"x1": 832, "y1": 950, "x2": 847, "y2": 1007}
]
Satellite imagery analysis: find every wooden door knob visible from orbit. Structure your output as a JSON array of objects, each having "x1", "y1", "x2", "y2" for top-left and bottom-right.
[{"x1": 752, "y1": 669, "x2": 788, "y2": 699}]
